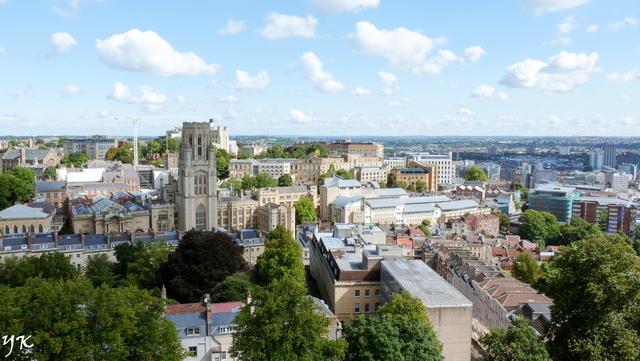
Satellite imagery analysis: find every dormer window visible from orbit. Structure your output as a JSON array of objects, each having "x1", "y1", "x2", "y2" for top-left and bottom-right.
[{"x1": 186, "y1": 327, "x2": 200, "y2": 336}]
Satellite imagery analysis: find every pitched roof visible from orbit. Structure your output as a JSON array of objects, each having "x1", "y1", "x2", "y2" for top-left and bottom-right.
[
  {"x1": 2, "y1": 148, "x2": 51, "y2": 161},
  {"x1": 0, "y1": 204, "x2": 50, "y2": 220}
]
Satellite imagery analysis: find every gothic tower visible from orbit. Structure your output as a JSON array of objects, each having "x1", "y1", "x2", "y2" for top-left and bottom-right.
[{"x1": 177, "y1": 121, "x2": 218, "y2": 231}]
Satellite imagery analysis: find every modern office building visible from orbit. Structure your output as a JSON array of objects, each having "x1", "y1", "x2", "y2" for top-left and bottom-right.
[
  {"x1": 528, "y1": 184, "x2": 579, "y2": 222},
  {"x1": 589, "y1": 150, "x2": 604, "y2": 170},
  {"x1": 603, "y1": 143, "x2": 617, "y2": 168},
  {"x1": 405, "y1": 152, "x2": 455, "y2": 185},
  {"x1": 63, "y1": 136, "x2": 118, "y2": 160}
]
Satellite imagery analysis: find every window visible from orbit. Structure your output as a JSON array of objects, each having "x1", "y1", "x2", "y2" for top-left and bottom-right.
[
  {"x1": 375, "y1": 303, "x2": 380, "y2": 311},
  {"x1": 187, "y1": 346, "x2": 197, "y2": 357},
  {"x1": 354, "y1": 289, "x2": 360, "y2": 297},
  {"x1": 13, "y1": 226, "x2": 18, "y2": 234},
  {"x1": 374, "y1": 289, "x2": 381, "y2": 296},
  {"x1": 364, "y1": 289, "x2": 371, "y2": 297},
  {"x1": 354, "y1": 303, "x2": 361, "y2": 313},
  {"x1": 38, "y1": 225, "x2": 43, "y2": 233},
  {"x1": 186, "y1": 327, "x2": 200, "y2": 336},
  {"x1": 365, "y1": 303, "x2": 370, "y2": 313},
  {"x1": 4, "y1": 226, "x2": 8, "y2": 235},
  {"x1": 22, "y1": 225, "x2": 26, "y2": 233},
  {"x1": 195, "y1": 204, "x2": 206, "y2": 231},
  {"x1": 221, "y1": 352, "x2": 227, "y2": 360}
]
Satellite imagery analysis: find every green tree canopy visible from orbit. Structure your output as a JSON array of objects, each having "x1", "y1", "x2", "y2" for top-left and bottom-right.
[
  {"x1": 114, "y1": 241, "x2": 173, "y2": 290},
  {"x1": 0, "y1": 167, "x2": 36, "y2": 209},
  {"x1": 497, "y1": 212, "x2": 511, "y2": 233},
  {"x1": 512, "y1": 253, "x2": 543, "y2": 285},
  {"x1": 545, "y1": 234, "x2": 640, "y2": 361},
  {"x1": 480, "y1": 317, "x2": 551, "y2": 361},
  {"x1": 557, "y1": 216, "x2": 602, "y2": 245},
  {"x1": 0, "y1": 252, "x2": 79, "y2": 287},
  {"x1": 345, "y1": 292, "x2": 443, "y2": 361},
  {"x1": 518, "y1": 210, "x2": 560, "y2": 248},
  {"x1": 216, "y1": 148, "x2": 232, "y2": 179},
  {"x1": 61, "y1": 152, "x2": 88, "y2": 167},
  {"x1": 278, "y1": 173, "x2": 293, "y2": 186},
  {"x1": 106, "y1": 143, "x2": 134, "y2": 164},
  {"x1": 415, "y1": 180, "x2": 428, "y2": 193},
  {"x1": 294, "y1": 195, "x2": 317, "y2": 225},
  {"x1": 419, "y1": 219, "x2": 432, "y2": 238},
  {"x1": 160, "y1": 231, "x2": 247, "y2": 302},
  {"x1": 211, "y1": 272, "x2": 255, "y2": 303},
  {"x1": 43, "y1": 165, "x2": 57, "y2": 180},
  {"x1": 335, "y1": 169, "x2": 353, "y2": 180},
  {"x1": 464, "y1": 166, "x2": 488, "y2": 181},
  {"x1": 253, "y1": 226, "x2": 304, "y2": 287},
  {"x1": 0, "y1": 278, "x2": 183, "y2": 361},
  {"x1": 85, "y1": 254, "x2": 116, "y2": 287}
]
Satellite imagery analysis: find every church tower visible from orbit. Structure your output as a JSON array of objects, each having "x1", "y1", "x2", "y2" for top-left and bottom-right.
[{"x1": 177, "y1": 121, "x2": 218, "y2": 231}]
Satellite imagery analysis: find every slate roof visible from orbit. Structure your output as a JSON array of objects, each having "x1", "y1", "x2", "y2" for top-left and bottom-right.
[
  {"x1": 36, "y1": 181, "x2": 66, "y2": 192},
  {"x1": 324, "y1": 176, "x2": 361, "y2": 188},
  {"x1": 0, "y1": 204, "x2": 50, "y2": 220},
  {"x1": 2, "y1": 148, "x2": 51, "y2": 161}
]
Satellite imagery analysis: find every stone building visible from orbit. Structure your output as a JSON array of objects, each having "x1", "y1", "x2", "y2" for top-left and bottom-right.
[
  {"x1": 1, "y1": 148, "x2": 60, "y2": 173},
  {"x1": 177, "y1": 122, "x2": 218, "y2": 231},
  {"x1": 0, "y1": 204, "x2": 53, "y2": 235}
]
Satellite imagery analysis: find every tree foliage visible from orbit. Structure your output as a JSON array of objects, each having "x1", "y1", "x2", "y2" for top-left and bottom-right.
[
  {"x1": 0, "y1": 278, "x2": 184, "y2": 361},
  {"x1": 518, "y1": 210, "x2": 560, "y2": 248},
  {"x1": 464, "y1": 166, "x2": 488, "y2": 181},
  {"x1": 255, "y1": 143, "x2": 329, "y2": 159},
  {"x1": 43, "y1": 165, "x2": 57, "y2": 180},
  {"x1": 0, "y1": 252, "x2": 79, "y2": 287},
  {"x1": 114, "y1": 241, "x2": 173, "y2": 290},
  {"x1": 294, "y1": 195, "x2": 317, "y2": 225},
  {"x1": 211, "y1": 272, "x2": 255, "y2": 303},
  {"x1": 85, "y1": 254, "x2": 116, "y2": 287},
  {"x1": 278, "y1": 173, "x2": 293, "y2": 186},
  {"x1": 545, "y1": 234, "x2": 640, "y2": 361},
  {"x1": 240, "y1": 173, "x2": 278, "y2": 190},
  {"x1": 253, "y1": 226, "x2": 304, "y2": 287},
  {"x1": 419, "y1": 219, "x2": 432, "y2": 238},
  {"x1": 512, "y1": 253, "x2": 543, "y2": 285},
  {"x1": 0, "y1": 167, "x2": 35, "y2": 210},
  {"x1": 557, "y1": 216, "x2": 602, "y2": 246},
  {"x1": 335, "y1": 169, "x2": 353, "y2": 180},
  {"x1": 160, "y1": 231, "x2": 247, "y2": 302},
  {"x1": 497, "y1": 212, "x2": 511, "y2": 233},
  {"x1": 345, "y1": 292, "x2": 443, "y2": 361},
  {"x1": 480, "y1": 317, "x2": 551, "y2": 361},
  {"x1": 61, "y1": 152, "x2": 88, "y2": 167},
  {"x1": 216, "y1": 148, "x2": 232, "y2": 179},
  {"x1": 105, "y1": 143, "x2": 134, "y2": 164}
]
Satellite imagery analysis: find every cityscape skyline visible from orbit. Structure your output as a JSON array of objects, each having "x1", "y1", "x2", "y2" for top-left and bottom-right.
[{"x1": 0, "y1": 0, "x2": 639, "y2": 136}]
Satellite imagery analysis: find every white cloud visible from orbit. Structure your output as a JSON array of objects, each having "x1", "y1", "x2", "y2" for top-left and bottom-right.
[
  {"x1": 609, "y1": 17, "x2": 638, "y2": 32},
  {"x1": 521, "y1": 0, "x2": 589, "y2": 15},
  {"x1": 388, "y1": 97, "x2": 408, "y2": 108},
  {"x1": 311, "y1": 0, "x2": 379, "y2": 13},
  {"x1": 234, "y1": 70, "x2": 270, "y2": 90},
  {"x1": 608, "y1": 69, "x2": 640, "y2": 83},
  {"x1": 300, "y1": 52, "x2": 344, "y2": 92},
  {"x1": 65, "y1": 84, "x2": 80, "y2": 94},
  {"x1": 557, "y1": 16, "x2": 577, "y2": 34},
  {"x1": 289, "y1": 109, "x2": 315, "y2": 124},
  {"x1": 0, "y1": 47, "x2": 5, "y2": 54},
  {"x1": 464, "y1": 45, "x2": 485, "y2": 62},
  {"x1": 500, "y1": 51, "x2": 598, "y2": 92},
  {"x1": 51, "y1": 32, "x2": 78, "y2": 53},
  {"x1": 471, "y1": 84, "x2": 508, "y2": 100},
  {"x1": 96, "y1": 29, "x2": 218, "y2": 76},
  {"x1": 109, "y1": 81, "x2": 130, "y2": 100},
  {"x1": 0, "y1": 0, "x2": 8, "y2": 4},
  {"x1": 97, "y1": 110, "x2": 110, "y2": 118},
  {"x1": 259, "y1": 13, "x2": 317, "y2": 39},
  {"x1": 218, "y1": 19, "x2": 246, "y2": 35},
  {"x1": 219, "y1": 95, "x2": 239, "y2": 103},
  {"x1": 586, "y1": 24, "x2": 598, "y2": 32},
  {"x1": 176, "y1": 95, "x2": 186, "y2": 103},
  {"x1": 129, "y1": 85, "x2": 168, "y2": 111},
  {"x1": 457, "y1": 106, "x2": 473, "y2": 116},
  {"x1": 378, "y1": 71, "x2": 397, "y2": 85},
  {"x1": 352, "y1": 87, "x2": 372, "y2": 95}
]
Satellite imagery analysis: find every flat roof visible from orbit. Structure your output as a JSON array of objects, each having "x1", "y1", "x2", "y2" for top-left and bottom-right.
[{"x1": 382, "y1": 259, "x2": 472, "y2": 308}]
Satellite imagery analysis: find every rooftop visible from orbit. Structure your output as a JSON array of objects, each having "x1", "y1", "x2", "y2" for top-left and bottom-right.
[{"x1": 0, "y1": 204, "x2": 50, "y2": 220}]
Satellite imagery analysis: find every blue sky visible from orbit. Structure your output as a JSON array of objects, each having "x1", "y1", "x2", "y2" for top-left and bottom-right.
[{"x1": 0, "y1": 0, "x2": 638, "y2": 136}]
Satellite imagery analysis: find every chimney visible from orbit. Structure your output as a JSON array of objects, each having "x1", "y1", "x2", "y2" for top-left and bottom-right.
[{"x1": 20, "y1": 147, "x2": 26, "y2": 164}]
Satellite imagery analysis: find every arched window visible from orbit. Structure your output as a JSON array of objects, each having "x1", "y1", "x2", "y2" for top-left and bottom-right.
[
  {"x1": 4, "y1": 226, "x2": 9, "y2": 235},
  {"x1": 38, "y1": 225, "x2": 43, "y2": 233},
  {"x1": 21, "y1": 225, "x2": 27, "y2": 233},
  {"x1": 30, "y1": 225, "x2": 35, "y2": 233},
  {"x1": 195, "y1": 204, "x2": 206, "y2": 231},
  {"x1": 14, "y1": 226, "x2": 18, "y2": 234}
]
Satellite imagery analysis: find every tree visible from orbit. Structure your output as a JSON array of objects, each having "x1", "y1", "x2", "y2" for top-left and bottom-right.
[
  {"x1": 231, "y1": 275, "x2": 345, "y2": 361},
  {"x1": 294, "y1": 195, "x2": 317, "y2": 225},
  {"x1": 518, "y1": 210, "x2": 560, "y2": 248},
  {"x1": 61, "y1": 152, "x2": 88, "y2": 167},
  {"x1": 597, "y1": 208, "x2": 608, "y2": 232},
  {"x1": 278, "y1": 173, "x2": 293, "y2": 186},
  {"x1": 464, "y1": 166, "x2": 488, "y2": 181},
  {"x1": 44, "y1": 165, "x2": 57, "y2": 180},
  {"x1": 557, "y1": 216, "x2": 602, "y2": 245},
  {"x1": 85, "y1": 254, "x2": 116, "y2": 287},
  {"x1": 345, "y1": 292, "x2": 443, "y2": 361},
  {"x1": 498, "y1": 212, "x2": 511, "y2": 233},
  {"x1": 545, "y1": 234, "x2": 640, "y2": 361},
  {"x1": 241, "y1": 175, "x2": 258, "y2": 190},
  {"x1": 512, "y1": 253, "x2": 543, "y2": 285},
  {"x1": 221, "y1": 177, "x2": 242, "y2": 190},
  {"x1": 0, "y1": 278, "x2": 184, "y2": 361},
  {"x1": 480, "y1": 317, "x2": 551, "y2": 361},
  {"x1": 415, "y1": 180, "x2": 428, "y2": 193},
  {"x1": 253, "y1": 226, "x2": 305, "y2": 287},
  {"x1": 216, "y1": 148, "x2": 232, "y2": 179},
  {"x1": 0, "y1": 167, "x2": 36, "y2": 209},
  {"x1": 255, "y1": 172, "x2": 278, "y2": 188},
  {"x1": 106, "y1": 143, "x2": 134, "y2": 163},
  {"x1": 0, "y1": 252, "x2": 79, "y2": 287},
  {"x1": 335, "y1": 169, "x2": 353, "y2": 180},
  {"x1": 160, "y1": 231, "x2": 247, "y2": 302},
  {"x1": 114, "y1": 241, "x2": 173, "y2": 290},
  {"x1": 419, "y1": 219, "x2": 432, "y2": 238},
  {"x1": 211, "y1": 272, "x2": 255, "y2": 303}
]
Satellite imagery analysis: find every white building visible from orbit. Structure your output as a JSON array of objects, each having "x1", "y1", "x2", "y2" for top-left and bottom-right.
[{"x1": 405, "y1": 152, "x2": 455, "y2": 185}]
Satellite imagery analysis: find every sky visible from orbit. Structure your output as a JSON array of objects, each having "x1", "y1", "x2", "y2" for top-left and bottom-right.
[{"x1": 0, "y1": 0, "x2": 638, "y2": 137}]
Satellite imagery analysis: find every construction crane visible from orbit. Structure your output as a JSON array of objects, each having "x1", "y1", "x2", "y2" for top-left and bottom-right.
[{"x1": 133, "y1": 117, "x2": 140, "y2": 166}]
